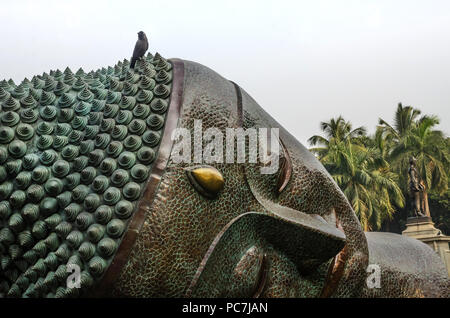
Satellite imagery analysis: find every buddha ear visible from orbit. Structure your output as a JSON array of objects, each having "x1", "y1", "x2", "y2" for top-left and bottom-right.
[{"x1": 186, "y1": 210, "x2": 346, "y2": 297}]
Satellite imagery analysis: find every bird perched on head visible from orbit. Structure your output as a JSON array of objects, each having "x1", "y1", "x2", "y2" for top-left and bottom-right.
[{"x1": 130, "y1": 31, "x2": 149, "y2": 69}]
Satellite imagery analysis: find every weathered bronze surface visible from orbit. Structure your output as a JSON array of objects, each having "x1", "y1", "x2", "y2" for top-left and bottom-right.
[{"x1": 0, "y1": 53, "x2": 448, "y2": 298}]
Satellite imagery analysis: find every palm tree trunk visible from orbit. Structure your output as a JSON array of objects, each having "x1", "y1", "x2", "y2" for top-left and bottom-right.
[
  {"x1": 421, "y1": 191, "x2": 425, "y2": 214},
  {"x1": 423, "y1": 190, "x2": 431, "y2": 217},
  {"x1": 419, "y1": 180, "x2": 431, "y2": 217}
]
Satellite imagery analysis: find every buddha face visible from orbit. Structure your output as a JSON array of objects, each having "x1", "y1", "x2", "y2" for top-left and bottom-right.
[{"x1": 109, "y1": 59, "x2": 368, "y2": 298}]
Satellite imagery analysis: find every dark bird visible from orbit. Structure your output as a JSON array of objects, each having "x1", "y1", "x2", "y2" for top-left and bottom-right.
[{"x1": 130, "y1": 31, "x2": 149, "y2": 69}]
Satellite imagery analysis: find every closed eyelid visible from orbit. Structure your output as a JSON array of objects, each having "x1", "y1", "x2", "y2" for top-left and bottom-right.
[{"x1": 276, "y1": 140, "x2": 292, "y2": 194}]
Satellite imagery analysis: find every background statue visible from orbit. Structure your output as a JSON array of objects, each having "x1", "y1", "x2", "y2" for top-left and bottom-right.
[{"x1": 408, "y1": 156, "x2": 426, "y2": 217}]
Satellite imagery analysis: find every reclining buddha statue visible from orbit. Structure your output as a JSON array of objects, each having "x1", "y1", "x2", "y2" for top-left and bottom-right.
[{"x1": 0, "y1": 51, "x2": 448, "y2": 298}]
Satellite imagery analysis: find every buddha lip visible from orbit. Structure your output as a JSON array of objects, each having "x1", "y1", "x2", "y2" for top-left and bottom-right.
[
  {"x1": 320, "y1": 218, "x2": 348, "y2": 298},
  {"x1": 252, "y1": 253, "x2": 269, "y2": 298}
]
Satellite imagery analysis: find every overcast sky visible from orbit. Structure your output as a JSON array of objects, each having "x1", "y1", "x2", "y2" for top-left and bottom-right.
[{"x1": 0, "y1": 0, "x2": 448, "y2": 146}]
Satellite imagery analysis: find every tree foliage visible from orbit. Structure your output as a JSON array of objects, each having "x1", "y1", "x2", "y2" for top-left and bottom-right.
[{"x1": 308, "y1": 103, "x2": 449, "y2": 232}]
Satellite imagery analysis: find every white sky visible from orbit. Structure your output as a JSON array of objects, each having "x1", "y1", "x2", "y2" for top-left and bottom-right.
[{"x1": 0, "y1": 0, "x2": 449, "y2": 146}]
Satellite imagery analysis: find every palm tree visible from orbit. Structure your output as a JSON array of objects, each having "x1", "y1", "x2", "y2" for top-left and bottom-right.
[
  {"x1": 326, "y1": 143, "x2": 404, "y2": 231},
  {"x1": 309, "y1": 117, "x2": 404, "y2": 231},
  {"x1": 308, "y1": 116, "x2": 366, "y2": 160},
  {"x1": 378, "y1": 103, "x2": 421, "y2": 140}
]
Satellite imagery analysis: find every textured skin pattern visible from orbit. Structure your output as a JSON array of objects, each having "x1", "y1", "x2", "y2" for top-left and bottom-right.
[
  {"x1": 1, "y1": 57, "x2": 449, "y2": 298},
  {"x1": 0, "y1": 53, "x2": 173, "y2": 297}
]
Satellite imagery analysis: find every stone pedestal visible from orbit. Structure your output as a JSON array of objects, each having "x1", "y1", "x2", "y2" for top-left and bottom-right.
[{"x1": 402, "y1": 217, "x2": 450, "y2": 277}]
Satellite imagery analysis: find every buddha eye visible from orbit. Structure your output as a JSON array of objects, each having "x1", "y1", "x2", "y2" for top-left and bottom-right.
[
  {"x1": 186, "y1": 165, "x2": 224, "y2": 199},
  {"x1": 276, "y1": 140, "x2": 292, "y2": 194}
]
